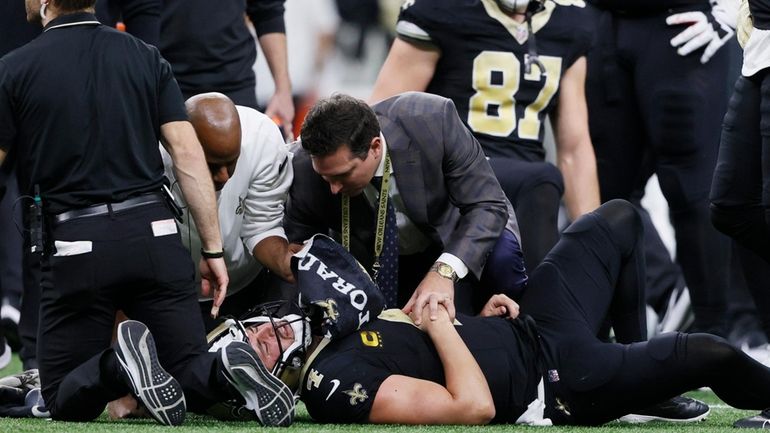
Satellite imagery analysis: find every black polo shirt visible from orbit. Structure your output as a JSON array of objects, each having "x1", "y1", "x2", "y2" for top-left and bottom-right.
[
  {"x1": 0, "y1": 12, "x2": 187, "y2": 214},
  {"x1": 95, "y1": 0, "x2": 161, "y2": 46},
  {"x1": 159, "y1": 0, "x2": 286, "y2": 107}
]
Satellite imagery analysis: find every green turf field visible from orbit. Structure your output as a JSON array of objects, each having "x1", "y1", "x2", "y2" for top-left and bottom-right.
[{"x1": 0, "y1": 355, "x2": 756, "y2": 432}]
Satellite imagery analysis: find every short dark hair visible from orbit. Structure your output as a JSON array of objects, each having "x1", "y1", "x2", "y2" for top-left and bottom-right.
[
  {"x1": 54, "y1": 0, "x2": 97, "y2": 13},
  {"x1": 300, "y1": 94, "x2": 380, "y2": 158}
]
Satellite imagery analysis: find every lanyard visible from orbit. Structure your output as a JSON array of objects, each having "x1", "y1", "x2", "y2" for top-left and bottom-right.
[{"x1": 342, "y1": 152, "x2": 392, "y2": 277}]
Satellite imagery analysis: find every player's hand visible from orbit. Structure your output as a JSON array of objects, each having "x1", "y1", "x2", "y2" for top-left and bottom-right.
[
  {"x1": 479, "y1": 294, "x2": 520, "y2": 319},
  {"x1": 402, "y1": 272, "x2": 455, "y2": 325},
  {"x1": 666, "y1": 4, "x2": 735, "y2": 64},
  {"x1": 411, "y1": 301, "x2": 450, "y2": 333},
  {"x1": 288, "y1": 242, "x2": 305, "y2": 255},
  {"x1": 199, "y1": 256, "x2": 229, "y2": 318},
  {"x1": 265, "y1": 89, "x2": 295, "y2": 142}
]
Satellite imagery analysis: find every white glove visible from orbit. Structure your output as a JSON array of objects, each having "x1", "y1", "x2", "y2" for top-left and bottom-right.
[{"x1": 666, "y1": 2, "x2": 736, "y2": 64}]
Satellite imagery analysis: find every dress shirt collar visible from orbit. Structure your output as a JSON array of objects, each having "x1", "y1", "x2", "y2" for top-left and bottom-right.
[{"x1": 373, "y1": 132, "x2": 392, "y2": 178}]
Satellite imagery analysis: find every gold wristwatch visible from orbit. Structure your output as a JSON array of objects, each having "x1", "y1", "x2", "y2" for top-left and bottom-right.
[{"x1": 430, "y1": 261, "x2": 459, "y2": 282}]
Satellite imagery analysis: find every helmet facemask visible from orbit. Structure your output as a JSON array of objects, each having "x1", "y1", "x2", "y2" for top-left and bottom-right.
[
  {"x1": 206, "y1": 301, "x2": 312, "y2": 394},
  {"x1": 242, "y1": 313, "x2": 311, "y2": 393}
]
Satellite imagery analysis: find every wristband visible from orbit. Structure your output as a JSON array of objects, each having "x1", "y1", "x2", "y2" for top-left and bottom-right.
[{"x1": 200, "y1": 249, "x2": 224, "y2": 259}]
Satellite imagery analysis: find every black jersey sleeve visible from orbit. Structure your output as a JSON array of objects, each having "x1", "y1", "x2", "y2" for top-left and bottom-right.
[
  {"x1": 396, "y1": 0, "x2": 446, "y2": 48},
  {"x1": 246, "y1": 0, "x2": 286, "y2": 36},
  {"x1": 550, "y1": 3, "x2": 595, "y2": 70},
  {"x1": 301, "y1": 351, "x2": 391, "y2": 423}
]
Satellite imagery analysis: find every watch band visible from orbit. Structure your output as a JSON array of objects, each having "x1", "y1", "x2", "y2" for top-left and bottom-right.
[
  {"x1": 430, "y1": 262, "x2": 459, "y2": 282},
  {"x1": 200, "y1": 249, "x2": 224, "y2": 259}
]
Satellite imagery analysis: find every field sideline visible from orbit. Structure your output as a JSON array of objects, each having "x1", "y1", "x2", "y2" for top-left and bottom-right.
[{"x1": 0, "y1": 355, "x2": 755, "y2": 432}]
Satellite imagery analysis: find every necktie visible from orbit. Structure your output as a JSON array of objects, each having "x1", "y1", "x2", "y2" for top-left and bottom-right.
[{"x1": 371, "y1": 176, "x2": 399, "y2": 307}]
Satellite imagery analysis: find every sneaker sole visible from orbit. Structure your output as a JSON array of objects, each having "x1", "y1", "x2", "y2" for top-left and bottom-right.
[
  {"x1": 619, "y1": 407, "x2": 710, "y2": 424},
  {"x1": 222, "y1": 342, "x2": 295, "y2": 427},
  {"x1": 116, "y1": 320, "x2": 186, "y2": 426}
]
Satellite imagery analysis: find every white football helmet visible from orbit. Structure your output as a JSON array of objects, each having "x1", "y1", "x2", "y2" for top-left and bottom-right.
[
  {"x1": 495, "y1": 0, "x2": 545, "y2": 15},
  {"x1": 207, "y1": 302, "x2": 312, "y2": 393}
]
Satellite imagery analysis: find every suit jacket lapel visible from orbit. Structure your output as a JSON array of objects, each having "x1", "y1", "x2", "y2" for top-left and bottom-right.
[{"x1": 379, "y1": 115, "x2": 428, "y2": 226}]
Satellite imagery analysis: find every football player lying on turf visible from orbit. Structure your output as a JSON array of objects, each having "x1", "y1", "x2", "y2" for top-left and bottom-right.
[
  {"x1": 216, "y1": 200, "x2": 770, "y2": 426},
  {"x1": 9, "y1": 200, "x2": 770, "y2": 426}
]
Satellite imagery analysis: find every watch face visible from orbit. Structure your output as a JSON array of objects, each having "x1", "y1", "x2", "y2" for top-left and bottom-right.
[{"x1": 437, "y1": 263, "x2": 455, "y2": 279}]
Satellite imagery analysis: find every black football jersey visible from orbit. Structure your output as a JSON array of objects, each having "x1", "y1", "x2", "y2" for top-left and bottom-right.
[
  {"x1": 300, "y1": 310, "x2": 541, "y2": 424},
  {"x1": 397, "y1": 0, "x2": 594, "y2": 161}
]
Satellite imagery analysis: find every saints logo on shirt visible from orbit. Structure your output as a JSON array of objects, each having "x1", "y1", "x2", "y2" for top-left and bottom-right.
[{"x1": 343, "y1": 383, "x2": 369, "y2": 406}]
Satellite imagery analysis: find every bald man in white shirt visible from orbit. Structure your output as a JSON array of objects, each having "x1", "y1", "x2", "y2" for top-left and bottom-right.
[{"x1": 162, "y1": 93, "x2": 295, "y2": 327}]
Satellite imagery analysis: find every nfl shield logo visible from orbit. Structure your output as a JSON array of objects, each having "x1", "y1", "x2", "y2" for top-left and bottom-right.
[
  {"x1": 547, "y1": 369, "x2": 560, "y2": 383},
  {"x1": 514, "y1": 26, "x2": 529, "y2": 44}
]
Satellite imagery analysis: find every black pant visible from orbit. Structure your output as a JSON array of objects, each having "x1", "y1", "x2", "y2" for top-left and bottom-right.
[
  {"x1": 521, "y1": 200, "x2": 770, "y2": 425},
  {"x1": 19, "y1": 249, "x2": 40, "y2": 369},
  {"x1": 38, "y1": 203, "x2": 231, "y2": 420},
  {"x1": 586, "y1": 8, "x2": 730, "y2": 334},
  {"x1": 711, "y1": 72, "x2": 770, "y2": 340},
  {"x1": 487, "y1": 158, "x2": 563, "y2": 269}
]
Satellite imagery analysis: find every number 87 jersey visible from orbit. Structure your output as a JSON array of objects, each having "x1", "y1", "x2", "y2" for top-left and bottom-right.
[{"x1": 397, "y1": 0, "x2": 594, "y2": 162}]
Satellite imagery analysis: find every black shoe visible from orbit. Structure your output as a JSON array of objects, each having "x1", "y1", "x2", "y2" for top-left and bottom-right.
[
  {"x1": 221, "y1": 341, "x2": 295, "y2": 426},
  {"x1": 619, "y1": 396, "x2": 710, "y2": 423},
  {"x1": 734, "y1": 409, "x2": 770, "y2": 428},
  {"x1": 114, "y1": 320, "x2": 186, "y2": 426}
]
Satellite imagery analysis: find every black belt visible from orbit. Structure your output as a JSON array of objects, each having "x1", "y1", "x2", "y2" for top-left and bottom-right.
[{"x1": 53, "y1": 193, "x2": 165, "y2": 224}]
